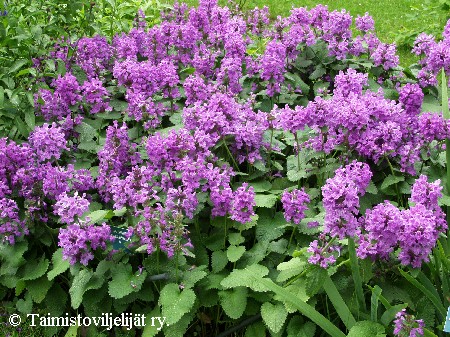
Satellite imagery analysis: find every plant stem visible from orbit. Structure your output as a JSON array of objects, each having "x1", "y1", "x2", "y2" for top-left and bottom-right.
[
  {"x1": 223, "y1": 141, "x2": 239, "y2": 171},
  {"x1": 441, "y1": 70, "x2": 450, "y2": 227},
  {"x1": 348, "y1": 237, "x2": 366, "y2": 311}
]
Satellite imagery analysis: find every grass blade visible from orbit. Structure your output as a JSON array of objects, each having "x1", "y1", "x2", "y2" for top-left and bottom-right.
[
  {"x1": 348, "y1": 238, "x2": 367, "y2": 311},
  {"x1": 323, "y1": 275, "x2": 357, "y2": 330},
  {"x1": 398, "y1": 268, "x2": 446, "y2": 318}
]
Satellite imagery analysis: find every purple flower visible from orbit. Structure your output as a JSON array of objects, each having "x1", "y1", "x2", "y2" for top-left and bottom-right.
[
  {"x1": 398, "y1": 83, "x2": 424, "y2": 115},
  {"x1": 0, "y1": 198, "x2": 28, "y2": 245},
  {"x1": 81, "y1": 78, "x2": 112, "y2": 114},
  {"x1": 357, "y1": 201, "x2": 402, "y2": 260},
  {"x1": 333, "y1": 68, "x2": 368, "y2": 98},
  {"x1": 281, "y1": 188, "x2": 310, "y2": 224},
  {"x1": 355, "y1": 12, "x2": 374, "y2": 32},
  {"x1": 393, "y1": 309, "x2": 424, "y2": 337},
  {"x1": 230, "y1": 183, "x2": 256, "y2": 224},
  {"x1": 321, "y1": 161, "x2": 372, "y2": 239},
  {"x1": 398, "y1": 204, "x2": 441, "y2": 268},
  {"x1": 28, "y1": 123, "x2": 68, "y2": 161},
  {"x1": 54, "y1": 192, "x2": 90, "y2": 225},
  {"x1": 58, "y1": 222, "x2": 113, "y2": 265},
  {"x1": 371, "y1": 42, "x2": 399, "y2": 71}
]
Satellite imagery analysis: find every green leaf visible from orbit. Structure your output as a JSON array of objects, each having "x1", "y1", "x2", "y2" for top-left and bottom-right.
[
  {"x1": 380, "y1": 175, "x2": 404, "y2": 190},
  {"x1": 261, "y1": 302, "x2": 288, "y2": 333},
  {"x1": 108, "y1": 264, "x2": 146, "y2": 299},
  {"x1": 254, "y1": 194, "x2": 278, "y2": 208},
  {"x1": 256, "y1": 210, "x2": 285, "y2": 242},
  {"x1": 346, "y1": 321, "x2": 386, "y2": 337},
  {"x1": 75, "y1": 122, "x2": 97, "y2": 142},
  {"x1": 227, "y1": 245, "x2": 246, "y2": 262},
  {"x1": 221, "y1": 264, "x2": 270, "y2": 292},
  {"x1": 249, "y1": 181, "x2": 272, "y2": 193},
  {"x1": 182, "y1": 267, "x2": 207, "y2": 289},
  {"x1": 398, "y1": 268, "x2": 446, "y2": 317},
  {"x1": 160, "y1": 283, "x2": 196, "y2": 326},
  {"x1": 45, "y1": 283, "x2": 68, "y2": 317},
  {"x1": 142, "y1": 306, "x2": 163, "y2": 337},
  {"x1": 277, "y1": 257, "x2": 307, "y2": 283},
  {"x1": 0, "y1": 87, "x2": 4, "y2": 108},
  {"x1": 219, "y1": 287, "x2": 248, "y2": 319},
  {"x1": 309, "y1": 65, "x2": 326, "y2": 80},
  {"x1": 16, "y1": 292, "x2": 33, "y2": 314},
  {"x1": 85, "y1": 210, "x2": 109, "y2": 224},
  {"x1": 371, "y1": 286, "x2": 382, "y2": 322},
  {"x1": 323, "y1": 276, "x2": 357, "y2": 330},
  {"x1": 8, "y1": 59, "x2": 29, "y2": 74},
  {"x1": 228, "y1": 232, "x2": 245, "y2": 246},
  {"x1": 211, "y1": 250, "x2": 228, "y2": 273},
  {"x1": 245, "y1": 322, "x2": 267, "y2": 337},
  {"x1": 0, "y1": 240, "x2": 27, "y2": 266},
  {"x1": 253, "y1": 277, "x2": 345, "y2": 337},
  {"x1": 64, "y1": 325, "x2": 78, "y2": 337},
  {"x1": 24, "y1": 108, "x2": 35, "y2": 130},
  {"x1": 27, "y1": 275, "x2": 52, "y2": 303},
  {"x1": 287, "y1": 317, "x2": 315, "y2": 337},
  {"x1": 306, "y1": 266, "x2": 327, "y2": 297},
  {"x1": 380, "y1": 304, "x2": 407, "y2": 327},
  {"x1": 48, "y1": 248, "x2": 70, "y2": 281},
  {"x1": 69, "y1": 269, "x2": 92, "y2": 309},
  {"x1": 20, "y1": 256, "x2": 49, "y2": 281},
  {"x1": 15, "y1": 116, "x2": 29, "y2": 137}
]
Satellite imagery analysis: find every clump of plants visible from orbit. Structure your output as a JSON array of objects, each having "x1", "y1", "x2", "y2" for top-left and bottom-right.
[{"x1": 2, "y1": 0, "x2": 450, "y2": 336}]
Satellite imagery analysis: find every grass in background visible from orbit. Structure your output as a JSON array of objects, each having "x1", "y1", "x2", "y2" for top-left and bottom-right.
[{"x1": 165, "y1": 0, "x2": 443, "y2": 66}]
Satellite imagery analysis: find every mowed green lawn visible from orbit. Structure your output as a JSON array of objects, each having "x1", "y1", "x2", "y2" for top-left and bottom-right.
[{"x1": 165, "y1": 0, "x2": 443, "y2": 66}]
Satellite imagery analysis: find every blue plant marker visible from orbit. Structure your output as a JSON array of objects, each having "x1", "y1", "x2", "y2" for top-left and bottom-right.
[
  {"x1": 444, "y1": 307, "x2": 450, "y2": 332},
  {"x1": 111, "y1": 226, "x2": 131, "y2": 253}
]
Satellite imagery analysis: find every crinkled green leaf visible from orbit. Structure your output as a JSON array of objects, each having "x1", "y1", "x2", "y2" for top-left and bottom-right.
[
  {"x1": 27, "y1": 275, "x2": 52, "y2": 303},
  {"x1": 219, "y1": 287, "x2": 248, "y2": 319},
  {"x1": 227, "y1": 245, "x2": 246, "y2": 262},
  {"x1": 261, "y1": 302, "x2": 288, "y2": 333},
  {"x1": 254, "y1": 194, "x2": 278, "y2": 208},
  {"x1": 48, "y1": 248, "x2": 70, "y2": 281},
  {"x1": 20, "y1": 256, "x2": 49, "y2": 281},
  {"x1": 69, "y1": 269, "x2": 93, "y2": 309},
  {"x1": 182, "y1": 266, "x2": 207, "y2": 288},
  {"x1": 221, "y1": 264, "x2": 270, "y2": 292},
  {"x1": 277, "y1": 257, "x2": 307, "y2": 283},
  {"x1": 160, "y1": 283, "x2": 196, "y2": 326},
  {"x1": 108, "y1": 264, "x2": 146, "y2": 299},
  {"x1": 380, "y1": 175, "x2": 404, "y2": 190},
  {"x1": 346, "y1": 321, "x2": 386, "y2": 337},
  {"x1": 211, "y1": 250, "x2": 228, "y2": 273}
]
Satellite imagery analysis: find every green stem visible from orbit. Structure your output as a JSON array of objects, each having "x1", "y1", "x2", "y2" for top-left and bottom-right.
[
  {"x1": 267, "y1": 127, "x2": 274, "y2": 175},
  {"x1": 223, "y1": 142, "x2": 239, "y2": 172},
  {"x1": 294, "y1": 133, "x2": 302, "y2": 188},
  {"x1": 441, "y1": 70, "x2": 450, "y2": 227},
  {"x1": 287, "y1": 226, "x2": 297, "y2": 250},
  {"x1": 385, "y1": 156, "x2": 401, "y2": 206},
  {"x1": 348, "y1": 237, "x2": 366, "y2": 311}
]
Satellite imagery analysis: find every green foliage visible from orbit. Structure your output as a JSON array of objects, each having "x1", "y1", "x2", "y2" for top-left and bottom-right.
[
  {"x1": 346, "y1": 321, "x2": 386, "y2": 337},
  {"x1": 261, "y1": 302, "x2": 288, "y2": 333},
  {"x1": 219, "y1": 287, "x2": 248, "y2": 319},
  {"x1": 159, "y1": 283, "x2": 196, "y2": 326}
]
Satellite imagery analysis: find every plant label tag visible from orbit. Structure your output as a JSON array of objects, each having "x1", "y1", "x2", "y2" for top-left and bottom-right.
[{"x1": 444, "y1": 306, "x2": 450, "y2": 332}]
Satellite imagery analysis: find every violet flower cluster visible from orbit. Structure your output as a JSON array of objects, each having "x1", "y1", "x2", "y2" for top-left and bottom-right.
[
  {"x1": 275, "y1": 68, "x2": 450, "y2": 174},
  {"x1": 281, "y1": 188, "x2": 310, "y2": 224},
  {"x1": 357, "y1": 175, "x2": 447, "y2": 268},
  {"x1": 413, "y1": 19, "x2": 450, "y2": 87},
  {"x1": 393, "y1": 309, "x2": 425, "y2": 337}
]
